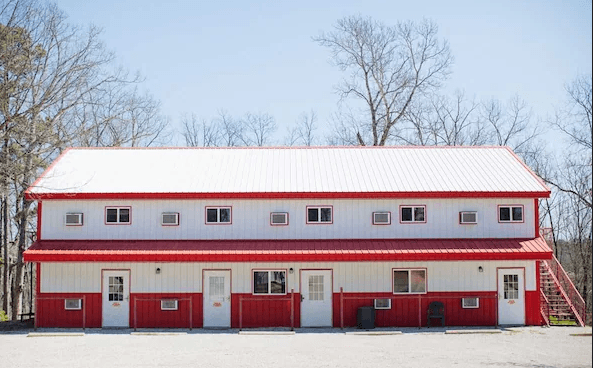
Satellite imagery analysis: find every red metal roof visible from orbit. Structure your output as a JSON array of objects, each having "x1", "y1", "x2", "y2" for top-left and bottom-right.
[{"x1": 24, "y1": 238, "x2": 552, "y2": 262}]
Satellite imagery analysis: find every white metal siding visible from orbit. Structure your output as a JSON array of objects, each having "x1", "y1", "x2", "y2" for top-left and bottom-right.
[
  {"x1": 40, "y1": 260, "x2": 537, "y2": 294},
  {"x1": 41, "y1": 198, "x2": 535, "y2": 240}
]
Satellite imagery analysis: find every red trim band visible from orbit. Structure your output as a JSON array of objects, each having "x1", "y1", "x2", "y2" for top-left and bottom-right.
[
  {"x1": 25, "y1": 190, "x2": 551, "y2": 201},
  {"x1": 23, "y1": 250, "x2": 552, "y2": 262}
]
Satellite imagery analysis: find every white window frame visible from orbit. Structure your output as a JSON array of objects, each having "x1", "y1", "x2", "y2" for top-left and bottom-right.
[
  {"x1": 462, "y1": 297, "x2": 480, "y2": 309},
  {"x1": 64, "y1": 298, "x2": 82, "y2": 310},
  {"x1": 459, "y1": 211, "x2": 478, "y2": 224},
  {"x1": 372, "y1": 211, "x2": 391, "y2": 225},
  {"x1": 400, "y1": 205, "x2": 426, "y2": 223},
  {"x1": 105, "y1": 206, "x2": 131, "y2": 225},
  {"x1": 270, "y1": 212, "x2": 289, "y2": 226},
  {"x1": 374, "y1": 298, "x2": 392, "y2": 310},
  {"x1": 393, "y1": 268, "x2": 427, "y2": 294},
  {"x1": 65, "y1": 213, "x2": 83, "y2": 226},
  {"x1": 252, "y1": 270, "x2": 287, "y2": 295},
  {"x1": 160, "y1": 299, "x2": 179, "y2": 311},
  {"x1": 161, "y1": 212, "x2": 180, "y2": 226},
  {"x1": 498, "y1": 205, "x2": 524, "y2": 223},
  {"x1": 306, "y1": 206, "x2": 333, "y2": 224},
  {"x1": 205, "y1": 206, "x2": 232, "y2": 224}
]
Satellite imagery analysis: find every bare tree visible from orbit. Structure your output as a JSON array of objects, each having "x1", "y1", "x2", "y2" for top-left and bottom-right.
[
  {"x1": 181, "y1": 113, "x2": 219, "y2": 147},
  {"x1": 285, "y1": 110, "x2": 318, "y2": 146},
  {"x1": 216, "y1": 110, "x2": 243, "y2": 147},
  {"x1": 547, "y1": 75, "x2": 592, "y2": 209},
  {"x1": 241, "y1": 112, "x2": 276, "y2": 146},
  {"x1": 481, "y1": 95, "x2": 543, "y2": 155},
  {"x1": 0, "y1": 0, "x2": 169, "y2": 319},
  {"x1": 397, "y1": 91, "x2": 486, "y2": 146},
  {"x1": 315, "y1": 16, "x2": 453, "y2": 146}
]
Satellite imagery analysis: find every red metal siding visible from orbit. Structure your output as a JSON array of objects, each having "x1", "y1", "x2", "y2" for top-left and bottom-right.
[
  {"x1": 131, "y1": 293, "x2": 202, "y2": 329},
  {"x1": 335, "y1": 292, "x2": 498, "y2": 328},
  {"x1": 231, "y1": 293, "x2": 300, "y2": 328},
  {"x1": 36, "y1": 293, "x2": 101, "y2": 328},
  {"x1": 525, "y1": 290, "x2": 542, "y2": 325}
]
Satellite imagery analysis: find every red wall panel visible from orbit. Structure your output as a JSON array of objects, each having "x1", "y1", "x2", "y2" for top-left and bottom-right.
[
  {"x1": 36, "y1": 293, "x2": 101, "y2": 328},
  {"x1": 131, "y1": 293, "x2": 202, "y2": 328},
  {"x1": 524, "y1": 290, "x2": 542, "y2": 326},
  {"x1": 231, "y1": 293, "x2": 300, "y2": 328},
  {"x1": 334, "y1": 292, "x2": 498, "y2": 328}
]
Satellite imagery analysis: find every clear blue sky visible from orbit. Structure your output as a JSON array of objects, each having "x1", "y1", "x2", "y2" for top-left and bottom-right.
[{"x1": 55, "y1": 0, "x2": 592, "y2": 146}]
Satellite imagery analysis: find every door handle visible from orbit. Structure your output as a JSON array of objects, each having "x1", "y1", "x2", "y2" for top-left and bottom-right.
[{"x1": 301, "y1": 295, "x2": 304, "y2": 302}]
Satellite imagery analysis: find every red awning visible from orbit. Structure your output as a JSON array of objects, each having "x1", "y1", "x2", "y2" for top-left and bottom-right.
[{"x1": 23, "y1": 238, "x2": 552, "y2": 262}]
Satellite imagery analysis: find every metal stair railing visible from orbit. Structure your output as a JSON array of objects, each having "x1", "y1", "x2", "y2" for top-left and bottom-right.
[
  {"x1": 542, "y1": 256, "x2": 586, "y2": 327},
  {"x1": 539, "y1": 289, "x2": 550, "y2": 326}
]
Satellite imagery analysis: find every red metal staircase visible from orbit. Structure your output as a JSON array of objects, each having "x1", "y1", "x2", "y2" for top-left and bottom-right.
[{"x1": 540, "y1": 255, "x2": 586, "y2": 327}]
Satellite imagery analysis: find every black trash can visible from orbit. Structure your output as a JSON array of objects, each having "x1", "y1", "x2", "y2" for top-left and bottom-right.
[{"x1": 357, "y1": 306, "x2": 375, "y2": 329}]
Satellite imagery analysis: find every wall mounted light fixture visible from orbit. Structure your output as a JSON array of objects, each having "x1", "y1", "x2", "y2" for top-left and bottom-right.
[
  {"x1": 478, "y1": 266, "x2": 483, "y2": 273},
  {"x1": 156, "y1": 267, "x2": 161, "y2": 274},
  {"x1": 289, "y1": 268, "x2": 294, "y2": 274}
]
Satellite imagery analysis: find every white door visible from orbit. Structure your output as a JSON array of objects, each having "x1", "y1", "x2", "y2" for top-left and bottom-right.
[
  {"x1": 301, "y1": 270, "x2": 332, "y2": 327},
  {"x1": 497, "y1": 268, "x2": 525, "y2": 325},
  {"x1": 102, "y1": 270, "x2": 130, "y2": 327},
  {"x1": 203, "y1": 270, "x2": 231, "y2": 328}
]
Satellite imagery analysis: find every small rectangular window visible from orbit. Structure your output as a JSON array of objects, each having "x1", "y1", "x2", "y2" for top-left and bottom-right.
[
  {"x1": 459, "y1": 211, "x2": 477, "y2": 224},
  {"x1": 462, "y1": 297, "x2": 480, "y2": 309},
  {"x1": 205, "y1": 207, "x2": 232, "y2": 224},
  {"x1": 270, "y1": 212, "x2": 288, "y2": 226},
  {"x1": 393, "y1": 269, "x2": 426, "y2": 294},
  {"x1": 64, "y1": 298, "x2": 82, "y2": 310},
  {"x1": 400, "y1": 206, "x2": 426, "y2": 223},
  {"x1": 372, "y1": 212, "x2": 391, "y2": 225},
  {"x1": 499, "y1": 205, "x2": 523, "y2": 223},
  {"x1": 161, "y1": 299, "x2": 178, "y2": 310},
  {"x1": 306, "y1": 206, "x2": 333, "y2": 224},
  {"x1": 253, "y1": 270, "x2": 286, "y2": 295},
  {"x1": 161, "y1": 212, "x2": 179, "y2": 226},
  {"x1": 374, "y1": 299, "x2": 392, "y2": 309},
  {"x1": 65, "y1": 213, "x2": 83, "y2": 226},
  {"x1": 105, "y1": 207, "x2": 131, "y2": 224}
]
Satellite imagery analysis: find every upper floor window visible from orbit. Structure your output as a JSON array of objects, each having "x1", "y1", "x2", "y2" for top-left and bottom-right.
[
  {"x1": 105, "y1": 207, "x2": 131, "y2": 225},
  {"x1": 306, "y1": 206, "x2": 333, "y2": 224},
  {"x1": 400, "y1": 205, "x2": 426, "y2": 223},
  {"x1": 206, "y1": 206, "x2": 231, "y2": 224},
  {"x1": 499, "y1": 205, "x2": 523, "y2": 223}
]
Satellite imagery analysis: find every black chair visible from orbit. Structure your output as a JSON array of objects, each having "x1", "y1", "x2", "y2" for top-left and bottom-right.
[{"x1": 427, "y1": 301, "x2": 445, "y2": 327}]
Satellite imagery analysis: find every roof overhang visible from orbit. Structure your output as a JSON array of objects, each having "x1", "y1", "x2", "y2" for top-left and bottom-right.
[
  {"x1": 25, "y1": 191, "x2": 551, "y2": 201},
  {"x1": 23, "y1": 238, "x2": 553, "y2": 262}
]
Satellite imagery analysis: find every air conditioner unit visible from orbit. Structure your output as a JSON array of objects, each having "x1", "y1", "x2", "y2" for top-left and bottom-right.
[
  {"x1": 373, "y1": 212, "x2": 391, "y2": 225},
  {"x1": 462, "y1": 297, "x2": 479, "y2": 309},
  {"x1": 270, "y1": 212, "x2": 288, "y2": 225},
  {"x1": 374, "y1": 298, "x2": 391, "y2": 309},
  {"x1": 64, "y1": 298, "x2": 82, "y2": 310},
  {"x1": 161, "y1": 212, "x2": 179, "y2": 226},
  {"x1": 459, "y1": 211, "x2": 477, "y2": 224},
  {"x1": 65, "y1": 213, "x2": 83, "y2": 226},
  {"x1": 161, "y1": 299, "x2": 178, "y2": 310}
]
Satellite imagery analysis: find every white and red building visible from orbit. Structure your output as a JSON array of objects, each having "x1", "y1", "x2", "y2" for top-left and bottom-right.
[{"x1": 23, "y1": 146, "x2": 553, "y2": 329}]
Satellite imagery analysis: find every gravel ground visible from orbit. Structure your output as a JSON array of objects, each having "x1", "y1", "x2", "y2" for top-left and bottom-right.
[{"x1": 1, "y1": 326, "x2": 591, "y2": 368}]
